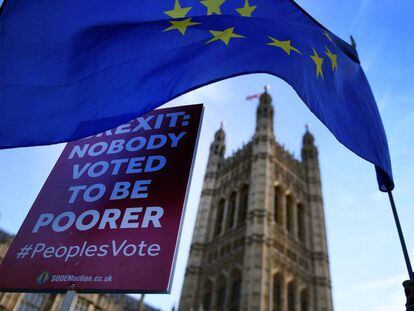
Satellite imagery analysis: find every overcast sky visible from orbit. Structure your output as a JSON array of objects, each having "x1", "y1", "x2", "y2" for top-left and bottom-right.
[{"x1": 0, "y1": 1, "x2": 413, "y2": 310}]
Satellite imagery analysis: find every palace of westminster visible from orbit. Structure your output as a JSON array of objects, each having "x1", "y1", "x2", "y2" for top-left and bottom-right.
[
  {"x1": 179, "y1": 90, "x2": 332, "y2": 311},
  {"x1": 0, "y1": 89, "x2": 333, "y2": 311}
]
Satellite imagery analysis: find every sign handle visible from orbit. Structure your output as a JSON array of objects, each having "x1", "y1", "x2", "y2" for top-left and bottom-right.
[
  {"x1": 138, "y1": 294, "x2": 145, "y2": 311},
  {"x1": 59, "y1": 290, "x2": 77, "y2": 311}
]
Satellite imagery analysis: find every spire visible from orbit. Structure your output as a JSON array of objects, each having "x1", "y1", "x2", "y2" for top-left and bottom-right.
[
  {"x1": 259, "y1": 85, "x2": 272, "y2": 107},
  {"x1": 303, "y1": 124, "x2": 314, "y2": 145},
  {"x1": 214, "y1": 122, "x2": 225, "y2": 142},
  {"x1": 302, "y1": 125, "x2": 317, "y2": 161},
  {"x1": 211, "y1": 123, "x2": 225, "y2": 157},
  {"x1": 255, "y1": 86, "x2": 274, "y2": 136}
]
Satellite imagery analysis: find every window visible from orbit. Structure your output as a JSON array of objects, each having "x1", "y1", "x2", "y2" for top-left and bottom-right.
[
  {"x1": 17, "y1": 293, "x2": 47, "y2": 311},
  {"x1": 273, "y1": 274, "x2": 282, "y2": 311},
  {"x1": 230, "y1": 271, "x2": 242, "y2": 311},
  {"x1": 300, "y1": 288, "x2": 309, "y2": 311},
  {"x1": 203, "y1": 281, "x2": 213, "y2": 311},
  {"x1": 214, "y1": 200, "x2": 225, "y2": 237},
  {"x1": 297, "y1": 204, "x2": 305, "y2": 242},
  {"x1": 274, "y1": 187, "x2": 282, "y2": 224},
  {"x1": 286, "y1": 195, "x2": 293, "y2": 233},
  {"x1": 238, "y1": 185, "x2": 249, "y2": 225},
  {"x1": 287, "y1": 281, "x2": 296, "y2": 311},
  {"x1": 226, "y1": 192, "x2": 237, "y2": 231},
  {"x1": 74, "y1": 297, "x2": 89, "y2": 311},
  {"x1": 216, "y1": 276, "x2": 227, "y2": 311}
]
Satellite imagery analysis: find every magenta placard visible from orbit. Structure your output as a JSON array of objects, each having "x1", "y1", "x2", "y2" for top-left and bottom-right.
[{"x1": 0, "y1": 104, "x2": 203, "y2": 293}]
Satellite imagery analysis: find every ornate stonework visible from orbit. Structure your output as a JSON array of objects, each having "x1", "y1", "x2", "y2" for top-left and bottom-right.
[{"x1": 179, "y1": 90, "x2": 333, "y2": 311}]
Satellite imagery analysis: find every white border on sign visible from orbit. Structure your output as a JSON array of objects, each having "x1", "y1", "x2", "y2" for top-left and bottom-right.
[{"x1": 166, "y1": 104, "x2": 204, "y2": 294}]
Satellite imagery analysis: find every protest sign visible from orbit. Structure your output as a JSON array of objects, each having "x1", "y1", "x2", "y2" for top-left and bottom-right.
[{"x1": 0, "y1": 104, "x2": 203, "y2": 293}]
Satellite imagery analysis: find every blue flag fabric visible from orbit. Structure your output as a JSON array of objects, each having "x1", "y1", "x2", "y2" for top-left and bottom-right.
[{"x1": 0, "y1": 0, "x2": 393, "y2": 191}]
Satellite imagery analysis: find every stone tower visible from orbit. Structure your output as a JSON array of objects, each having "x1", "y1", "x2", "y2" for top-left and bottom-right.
[{"x1": 179, "y1": 89, "x2": 333, "y2": 311}]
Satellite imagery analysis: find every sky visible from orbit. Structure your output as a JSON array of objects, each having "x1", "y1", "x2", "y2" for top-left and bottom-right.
[{"x1": 0, "y1": 0, "x2": 413, "y2": 310}]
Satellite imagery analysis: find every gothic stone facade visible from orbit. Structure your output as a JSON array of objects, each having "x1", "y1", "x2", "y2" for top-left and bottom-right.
[{"x1": 179, "y1": 91, "x2": 333, "y2": 311}]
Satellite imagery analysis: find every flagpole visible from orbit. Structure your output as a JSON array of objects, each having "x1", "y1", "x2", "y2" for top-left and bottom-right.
[
  {"x1": 387, "y1": 189, "x2": 414, "y2": 280},
  {"x1": 138, "y1": 294, "x2": 145, "y2": 311}
]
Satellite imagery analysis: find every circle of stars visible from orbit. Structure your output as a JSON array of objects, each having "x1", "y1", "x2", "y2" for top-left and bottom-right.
[{"x1": 162, "y1": 0, "x2": 340, "y2": 78}]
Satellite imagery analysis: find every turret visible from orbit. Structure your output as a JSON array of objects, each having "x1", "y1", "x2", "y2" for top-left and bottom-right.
[
  {"x1": 301, "y1": 125, "x2": 333, "y2": 311},
  {"x1": 179, "y1": 124, "x2": 226, "y2": 309},
  {"x1": 255, "y1": 87, "x2": 274, "y2": 139},
  {"x1": 241, "y1": 87, "x2": 276, "y2": 309},
  {"x1": 194, "y1": 124, "x2": 225, "y2": 244},
  {"x1": 210, "y1": 123, "x2": 226, "y2": 158},
  {"x1": 301, "y1": 125, "x2": 318, "y2": 162}
]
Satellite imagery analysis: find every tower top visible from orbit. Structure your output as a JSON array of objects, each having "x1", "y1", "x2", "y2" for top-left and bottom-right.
[
  {"x1": 255, "y1": 86, "x2": 274, "y2": 137},
  {"x1": 302, "y1": 125, "x2": 317, "y2": 161},
  {"x1": 214, "y1": 123, "x2": 225, "y2": 142},
  {"x1": 259, "y1": 86, "x2": 272, "y2": 106},
  {"x1": 303, "y1": 125, "x2": 314, "y2": 145}
]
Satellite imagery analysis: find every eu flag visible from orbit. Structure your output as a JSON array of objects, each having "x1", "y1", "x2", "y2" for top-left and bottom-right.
[{"x1": 0, "y1": 0, "x2": 393, "y2": 190}]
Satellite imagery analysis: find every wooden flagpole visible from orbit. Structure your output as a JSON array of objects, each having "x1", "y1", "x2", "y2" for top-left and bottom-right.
[{"x1": 138, "y1": 294, "x2": 145, "y2": 311}]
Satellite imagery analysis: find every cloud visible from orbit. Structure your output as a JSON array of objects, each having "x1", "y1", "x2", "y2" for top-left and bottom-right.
[
  {"x1": 362, "y1": 46, "x2": 380, "y2": 73},
  {"x1": 335, "y1": 274, "x2": 407, "y2": 311},
  {"x1": 354, "y1": 274, "x2": 405, "y2": 291},
  {"x1": 350, "y1": 0, "x2": 373, "y2": 30},
  {"x1": 163, "y1": 80, "x2": 236, "y2": 122}
]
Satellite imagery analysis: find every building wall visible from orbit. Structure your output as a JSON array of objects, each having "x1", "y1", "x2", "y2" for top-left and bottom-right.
[{"x1": 179, "y1": 90, "x2": 333, "y2": 311}]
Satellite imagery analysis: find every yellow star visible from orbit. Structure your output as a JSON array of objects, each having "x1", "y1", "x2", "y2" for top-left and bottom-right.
[
  {"x1": 236, "y1": 0, "x2": 257, "y2": 17},
  {"x1": 206, "y1": 27, "x2": 245, "y2": 45},
  {"x1": 201, "y1": 0, "x2": 226, "y2": 15},
  {"x1": 164, "y1": 18, "x2": 200, "y2": 35},
  {"x1": 310, "y1": 48, "x2": 324, "y2": 79},
  {"x1": 267, "y1": 36, "x2": 301, "y2": 55},
  {"x1": 325, "y1": 46, "x2": 338, "y2": 71},
  {"x1": 164, "y1": 0, "x2": 192, "y2": 19}
]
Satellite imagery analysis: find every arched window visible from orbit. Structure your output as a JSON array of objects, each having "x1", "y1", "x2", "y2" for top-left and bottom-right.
[
  {"x1": 214, "y1": 200, "x2": 225, "y2": 237},
  {"x1": 274, "y1": 187, "x2": 282, "y2": 224},
  {"x1": 229, "y1": 271, "x2": 242, "y2": 311},
  {"x1": 287, "y1": 281, "x2": 296, "y2": 311},
  {"x1": 202, "y1": 281, "x2": 213, "y2": 311},
  {"x1": 226, "y1": 192, "x2": 237, "y2": 231},
  {"x1": 216, "y1": 275, "x2": 227, "y2": 311},
  {"x1": 238, "y1": 185, "x2": 249, "y2": 225},
  {"x1": 273, "y1": 274, "x2": 282, "y2": 311},
  {"x1": 297, "y1": 203, "x2": 305, "y2": 242},
  {"x1": 286, "y1": 195, "x2": 294, "y2": 233},
  {"x1": 300, "y1": 288, "x2": 309, "y2": 311}
]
